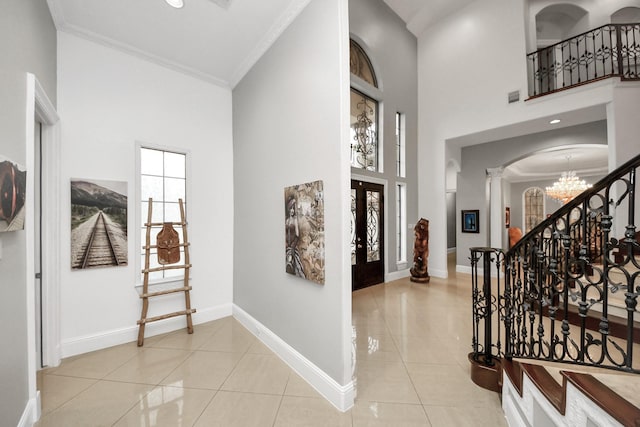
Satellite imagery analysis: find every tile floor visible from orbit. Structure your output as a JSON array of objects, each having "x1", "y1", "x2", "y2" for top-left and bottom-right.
[{"x1": 36, "y1": 255, "x2": 507, "y2": 426}]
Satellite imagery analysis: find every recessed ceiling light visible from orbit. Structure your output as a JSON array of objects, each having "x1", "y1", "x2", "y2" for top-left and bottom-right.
[
  {"x1": 165, "y1": 0, "x2": 184, "y2": 8},
  {"x1": 549, "y1": 119, "x2": 561, "y2": 124}
]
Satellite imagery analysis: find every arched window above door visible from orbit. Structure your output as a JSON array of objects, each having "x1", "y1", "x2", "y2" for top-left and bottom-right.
[{"x1": 350, "y1": 39, "x2": 378, "y2": 88}]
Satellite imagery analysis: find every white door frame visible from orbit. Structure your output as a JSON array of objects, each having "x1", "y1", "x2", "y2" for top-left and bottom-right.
[{"x1": 25, "y1": 72, "x2": 61, "y2": 418}]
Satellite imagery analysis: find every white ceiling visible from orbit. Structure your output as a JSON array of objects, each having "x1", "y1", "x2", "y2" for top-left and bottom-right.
[
  {"x1": 46, "y1": 0, "x2": 608, "y2": 177},
  {"x1": 381, "y1": 0, "x2": 475, "y2": 36},
  {"x1": 46, "y1": 0, "x2": 312, "y2": 88},
  {"x1": 46, "y1": 0, "x2": 475, "y2": 88},
  {"x1": 502, "y1": 145, "x2": 609, "y2": 183}
]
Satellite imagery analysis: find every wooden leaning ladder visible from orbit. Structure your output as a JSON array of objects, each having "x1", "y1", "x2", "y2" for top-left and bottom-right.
[{"x1": 137, "y1": 198, "x2": 195, "y2": 346}]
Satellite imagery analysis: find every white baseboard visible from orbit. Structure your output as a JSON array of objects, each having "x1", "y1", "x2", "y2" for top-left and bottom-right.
[
  {"x1": 385, "y1": 268, "x2": 410, "y2": 282},
  {"x1": 232, "y1": 305, "x2": 355, "y2": 412},
  {"x1": 17, "y1": 393, "x2": 39, "y2": 427},
  {"x1": 456, "y1": 265, "x2": 472, "y2": 275},
  {"x1": 447, "y1": 247, "x2": 456, "y2": 253},
  {"x1": 429, "y1": 267, "x2": 448, "y2": 278},
  {"x1": 61, "y1": 303, "x2": 232, "y2": 358}
]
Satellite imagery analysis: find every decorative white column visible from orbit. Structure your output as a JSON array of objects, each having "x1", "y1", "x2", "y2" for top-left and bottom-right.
[{"x1": 487, "y1": 167, "x2": 504, "y2": 250}]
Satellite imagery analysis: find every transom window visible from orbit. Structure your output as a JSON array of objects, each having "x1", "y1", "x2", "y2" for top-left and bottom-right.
[{"x1": 350, "y1": 39, "x2": 378, "y2": 87}]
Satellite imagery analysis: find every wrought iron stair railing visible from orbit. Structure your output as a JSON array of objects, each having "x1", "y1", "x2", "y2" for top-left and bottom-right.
[
  {"x1": 528, "y1": 23, "x2": 640, "y2": 98},
  {"x1": 470, "y1": 152, "x2": 640, "y2": 381}
]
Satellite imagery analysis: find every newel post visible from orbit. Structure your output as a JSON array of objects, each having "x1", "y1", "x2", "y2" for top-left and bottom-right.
[{"x1": 468, "y1": 247, "x2": 504, "y2": 393}]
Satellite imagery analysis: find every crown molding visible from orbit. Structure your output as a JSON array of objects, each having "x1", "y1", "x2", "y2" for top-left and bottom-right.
[
  {"x1": 229, "y1": 0, "x2": 311, "y2": 88},
  {"x1": 57, "y1": 22, "x2": 231, "y2": 89},
  {"x1": 46, "y1": 0, "x2": 67, "y2": 30}
]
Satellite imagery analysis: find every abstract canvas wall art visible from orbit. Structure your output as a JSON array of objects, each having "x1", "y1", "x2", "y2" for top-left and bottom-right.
[
  {"x1": 71, "y1": 179, "x2": 128, "y2": 269},
  {"x1": 0, "y1": 157, "x2": 26, "y2": 232},
  {"x1": 285, "y1": 180, "x2": 325, "y2": 284}
]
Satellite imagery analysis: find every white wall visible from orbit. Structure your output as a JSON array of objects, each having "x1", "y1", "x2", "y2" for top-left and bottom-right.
[
  {"x1": 0, "y1": 1, "x2": 57, "y2": 425},
  {"x1": 232, "y1": 0, "x2": 352, "y2": 395},
  {"x1": 417, "y1": 0, "x2": 635, "y2": 277},
  {"x1": 57, "y1": 33, "x2": 234, "y2": 356}
]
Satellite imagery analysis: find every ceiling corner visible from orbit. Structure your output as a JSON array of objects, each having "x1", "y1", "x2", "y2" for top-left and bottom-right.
[
  {"x1": 229, "y1": 0, "x2": 311, "y2": 88},
  {"x1": 46, "y1": 0, "x2": 67, "y2": 30}
]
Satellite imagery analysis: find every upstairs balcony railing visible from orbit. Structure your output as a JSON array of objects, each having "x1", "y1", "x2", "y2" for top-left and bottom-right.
[
  {"x1": 528, "y1": 23, "x2": 640, "y2": 98},
  {"x1": 470, "y1": 152, "x2": 640, "y2": 378}
]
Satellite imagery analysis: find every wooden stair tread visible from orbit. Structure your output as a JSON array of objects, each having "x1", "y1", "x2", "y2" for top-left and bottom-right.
[
  {"x1": 502, "y1": 359, "x2": 640, "y2": 425},
  {"x1": 520, "y1": 362, "x2": 566, "y2": 414},
  {"x1": 562, "y1": 371, "x2": 640, "y2": 427}
]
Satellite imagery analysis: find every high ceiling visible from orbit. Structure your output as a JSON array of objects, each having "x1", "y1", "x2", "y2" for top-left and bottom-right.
[
  {"x1": 46, "y1": 0, "x2": 475, "y2": 88},
  {"x1": 46, "y1": 0, "x2": 312, "y2": 88},
  {"x1": 47, "y1": 0, "x2": 608, "y2": 177},
  {"x1": 381, "y1": 0, "x2": 475, "y2": 36}
]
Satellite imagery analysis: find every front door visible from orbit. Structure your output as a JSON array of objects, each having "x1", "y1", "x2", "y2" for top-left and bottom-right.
[{"x1": 351, "y1": 180, "x2": 384, "y2": 290}]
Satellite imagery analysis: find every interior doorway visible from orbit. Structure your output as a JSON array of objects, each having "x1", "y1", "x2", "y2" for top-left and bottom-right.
[
  {"x1": 34, "y1": 120, "x2": 43, "y2": 369},
  {"x1": 351, "y1": 179, "x2": 384, "y2": 290}
]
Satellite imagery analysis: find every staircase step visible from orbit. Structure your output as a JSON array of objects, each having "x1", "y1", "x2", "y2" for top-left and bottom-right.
[
  {"x1": 502, "y1": 359, "x2": 640, "y2": 426},
  {"x1": 521, "y1": 362, "x2": 565, "y2": 414}
]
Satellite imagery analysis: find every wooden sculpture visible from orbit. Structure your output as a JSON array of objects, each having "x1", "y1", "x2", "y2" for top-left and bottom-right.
[{"x1": 410, "y1": 218, "x2": 430, "y2": 283}]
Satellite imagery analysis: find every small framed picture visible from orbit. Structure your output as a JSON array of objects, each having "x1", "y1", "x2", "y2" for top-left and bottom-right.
[
  {"x1": 462, "y1": 210, "x2": 479, "y2": 233},
  {"x1": 505, "y1": 207, "x2": 511, "y2": 228}
]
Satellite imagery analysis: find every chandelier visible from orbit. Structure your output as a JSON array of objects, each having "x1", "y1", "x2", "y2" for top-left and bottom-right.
[{"x1": 545, "y1": 170, "x2": 592, "y2": 204}]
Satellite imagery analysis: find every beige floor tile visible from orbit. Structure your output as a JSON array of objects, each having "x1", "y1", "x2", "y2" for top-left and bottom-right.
[
  {"x1": 406, "y1": 363, "x2": 501, "y2": 408},
  {"x1": 114, "y1": 385, "x2": 215, "y2": 427},
  {"x1": 352, "y1": 312, "x2": 391, "y2": 335},
  {"x1": 222, "y1": 353, "x2": 291, "y2": 395},
  {"x1": 355, "y1": 360, "x2": 420, "y2": 404},
  {"x1": 161, "y1": 350, "x2": 243, "y2": 390},
  {"x1": 105, "y1": 347, "x2": 191, "y2": 385},
  {"x1": 194, "y1": 391, "x2": 281, "y2": 427},
  {"x1": 423, "y1": 405, "x2": 508, "y2": 427},
  {"x1": 352, "y1": 401, "x2": 431, "y2": 426},
  {"x1": 46, "y1": 342, "x2": 139, "y2": 379},
  {"x1": 38, "y1": 374, "x2": 97, "y2": 415},
  {"x1": 246, "y1": 339, "x2": 273, "y2": 355},
  {"x1": 198, "y1": 321, "x2": 256, "y2": 353},
  {"x1": 194, "y1": 317, "x2": 230, "y2": 334},
  {"x1": 35, "y1": 381, "x2": 154, "y2": 427},
  {"x1": 148, "y1": 328, "x2": 216, "y2": 351},
  {"x1": 354, "y1": 331, "x2": 402, "y2": 363},
  {"x1": 392, "y1": 334, "x2": 458, "y2": 365},
  {"x1": 274, "y1": 396, "x2": 352, "y2": 427},
  {"x1": 284, "y1": 372, "x2": 323, "y2": 398}
]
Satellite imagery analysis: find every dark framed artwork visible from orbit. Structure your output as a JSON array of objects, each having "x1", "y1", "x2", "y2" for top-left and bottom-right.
[
  {"x1": 505, "y1": 207, "x2": 511, "y2": 228},
  {"x1": 0, "y1": 157, "x2": 26, "y2": 232},
  {"x1": 70, "y1": 178, "x2": 128, "y2": 269},
  {"x1": 461, "y1": 209, "x2": 479, "y2": 233}
]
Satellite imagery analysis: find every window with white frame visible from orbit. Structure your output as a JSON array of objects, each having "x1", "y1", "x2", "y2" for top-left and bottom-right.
[
  {"x1": 396, "y1": 183, "x2": 407, "y2": 263},
  {"x1": 139, "y1": 146, "x2": 187, "y2": 283},
  {"x1": 396, "y1": 112, "x2": 405, "y2": 178}
]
